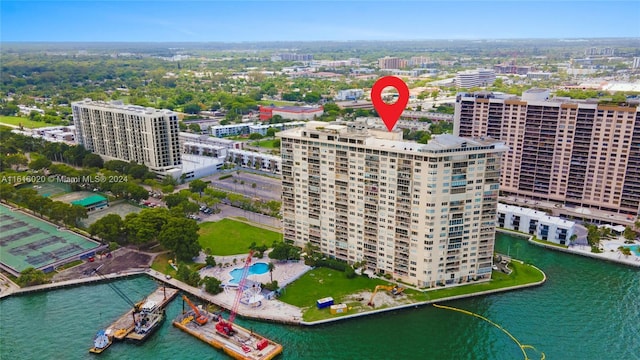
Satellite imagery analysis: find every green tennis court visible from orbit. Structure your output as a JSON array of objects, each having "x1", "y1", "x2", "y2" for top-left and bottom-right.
[
  {"x1": 17, "y1": 182, "x2": 71, "y2": 198},
  {"x1": 0, "y1": 205, "x2": 102, "y2": 276}
]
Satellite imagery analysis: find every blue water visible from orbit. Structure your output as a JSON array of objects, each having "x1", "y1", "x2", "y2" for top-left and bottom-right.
[
  {"x1": 626, "y1": 245, "x2": 640, "y2": 256},
  {"x1": 2, "y1": 234, "x2": 639, "y2": 359},
  {"x1": 228, "y1": 262, "x2": 269, "y2": 284}
]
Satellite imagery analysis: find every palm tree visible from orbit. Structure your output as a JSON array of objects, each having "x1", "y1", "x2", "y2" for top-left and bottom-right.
[{"x1": 268, "y1": 262, "x2": 275, "y2": 283}]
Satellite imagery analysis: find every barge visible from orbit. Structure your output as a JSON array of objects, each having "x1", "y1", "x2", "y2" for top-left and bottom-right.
[
  {"x1": 173, "y1": 296, "x2": 283, "y2": 360},
  {"x1": 90, "y1": 286, "x2": 178, "y2": 353}
]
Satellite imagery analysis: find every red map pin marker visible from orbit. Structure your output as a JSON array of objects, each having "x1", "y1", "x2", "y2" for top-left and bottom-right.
[{"x1": 371, "y1": 76, "x2": 409, "y2": 132}]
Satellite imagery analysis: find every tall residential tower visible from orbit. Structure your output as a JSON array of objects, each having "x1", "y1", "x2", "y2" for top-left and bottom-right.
[
  {"x1": 72, "y1": 99, "x2": 181, "y2": 175},
  {"x1": 454, "y1": 89, "x2": 640, "y2": 218},
  {"x1": 277, "y1": 121, "x2": 507, "y2": 287}
]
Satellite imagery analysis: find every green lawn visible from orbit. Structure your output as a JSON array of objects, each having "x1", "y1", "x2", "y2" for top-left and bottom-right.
[
  {"x1": 0, "y1": 116, "x2": 51, "y2": 128},
  {"x1": 281, "y1": 261, "x2": 545, "y2": 322},
  {"x1": 253, "y1": 139, "x2": 279, "y2": 149},
  {"x1": 151, "y1": 252, "x2": 206, "y2": 280},
  {"x1": 279, "y1": 267, "x2": 394, "y2": 321},
  {"x1": 413, "y1": 261, "x2": 545, "y2": 301},
  {"x1": 198, "y1": 218, "x2": 282, "y2": 255}
]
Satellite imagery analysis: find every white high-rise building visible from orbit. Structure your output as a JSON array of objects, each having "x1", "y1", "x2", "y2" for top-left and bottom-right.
[
  {"x1": 277, "y1": 121, "x2": 507, "y2": 287},
  {"x1": 72, "y1": 99, "x2": 181, "y2": 175}
]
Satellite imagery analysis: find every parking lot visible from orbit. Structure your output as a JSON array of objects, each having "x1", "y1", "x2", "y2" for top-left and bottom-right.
[{"x1": 206, "y1": 171, "x2": 282, "y2": 201}]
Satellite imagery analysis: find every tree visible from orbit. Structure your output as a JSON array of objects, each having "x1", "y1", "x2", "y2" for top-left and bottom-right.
[
  {"x1": 124, "y1": 208, "x2": 169, "y2": 245},
  {"x1": 177, "y1": 265, "x2": 201, "y2": 287},
  {"x1": 158, "y1": 217, "x2": 201, "y2": 261},
  {"x1": 273, "y1": 139, "x2": 281, "y2": 148},
  {"x1": 269, "y1": 242, "x2": 300, "y2": 261},
  {"x1": 183, "y1": 103, "x2": 202, "y2": 114},
  {"x1": 623, "y1": 226, "x2": 636, "y2": 241},
  {"x1": 268, "y1": 262, "x2": 275, "y2": 283},
  {"x1": 89, "y1": 214, "x2": 124, "y2": 243},
  {"x1": 5, "y1": 153, "x2": 28, "y2": 171},
  {"x1": 205, "y1": 255, "x2": 217, "y2": 267},
  {"x1": 164, "y1": 192, "x2": 190, "y2": 208},
  {"x1": 189, "y1": 179, "x2": 207, "y2": 195},
  {"x1": 28, "y1": 156, "x2": 52, "y2": 171},
  {"x1": 249, "y1": 133, "x2": 263, "y2": 140},
  {"x1": 203, "y1": 276, "x2": 223, "y2": 294},
  {"x1": 64, "y1": 204, "x2": 88, "y2": 227},
  {"x1": 16, "y1": 267, "x2": 47, "y2": 287},
  {"x1": 82, "y1": 153, "x2": 104, "y2": 168},
  {"x1": 188, "y1": 123, "x2": 201, "y2": 133},
  {"x1": 266, "y1": 127, "x2": 277, "y2": 138}
]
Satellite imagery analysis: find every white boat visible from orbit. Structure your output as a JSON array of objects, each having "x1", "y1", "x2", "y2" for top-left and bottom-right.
[{"x1": 89, "y1": 329, "x2": 112, "y2": 354}]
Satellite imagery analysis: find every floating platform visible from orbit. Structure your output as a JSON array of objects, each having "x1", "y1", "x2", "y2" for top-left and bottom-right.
[
  {"x1": 105, "y1": 286, "x2": 178, "y2": 342},
  {"x1": 173, "y1": 300, "x2": 283, "y2": 360}
]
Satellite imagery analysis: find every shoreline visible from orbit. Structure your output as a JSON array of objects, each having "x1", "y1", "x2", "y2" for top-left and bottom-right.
[
  {"x1": 496, "y1": 228, "x2": 640, "y2": 268},
  {"x1": 7, "y1": 228, "x2": 637, "y2": 327},
  {"x1": 1, "y1": 265, "x2": 547, "y2": 327}
]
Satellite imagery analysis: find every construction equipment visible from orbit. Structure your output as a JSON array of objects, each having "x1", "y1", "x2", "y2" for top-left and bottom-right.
[
  {"x1": 215, "y1": 250, "x2": 254, "y2": 337},
  {"x1": 182, "y1": 295, "x2": 208, "y2": 326},
  {"x1": 367, "y1": 284, "x2": 405, "y2": 307},
  {"x1": 91, "y1": 265, "x2": 141, "y2": 319}
]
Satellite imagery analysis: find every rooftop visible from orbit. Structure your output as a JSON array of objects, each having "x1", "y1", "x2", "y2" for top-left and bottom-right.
[{"x1": 71, "y1": 195, "x2": 108, "y2": 207}]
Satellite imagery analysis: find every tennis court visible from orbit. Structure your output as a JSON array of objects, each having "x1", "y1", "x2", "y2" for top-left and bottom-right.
[
  {"x1": 54, "y1": 190, "x2": 96, "y2": 203},
  {"x1": 0, "y1": 205, "x2": 102, "y2": 276},
  {"x1": 17, "y1": 182, "x2": 71, "y2": 198}
]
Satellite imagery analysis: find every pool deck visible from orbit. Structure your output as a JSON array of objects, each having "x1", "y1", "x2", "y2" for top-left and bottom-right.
[{"x1": 198, "y1": 254, "x2": 312, "y2": 289}]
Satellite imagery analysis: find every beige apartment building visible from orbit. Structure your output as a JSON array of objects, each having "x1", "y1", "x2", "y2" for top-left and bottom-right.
[
  {"x1": 72, "y1": 99, "x2": 182, "y2": 175},
  {"x1": 454, "y1": 89, "x2": 640, "y2": 218},
  {"x1": 277, "y1": 121, "x2": 507, "y2": 287}
]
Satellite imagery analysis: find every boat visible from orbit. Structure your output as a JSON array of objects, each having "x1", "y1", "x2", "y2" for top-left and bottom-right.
[
  {"x1": 125, "y1": 300, "x2": 166, "y2": 342},
  {"x1": 89, "y1": 329, "x2": 112, "y2": 354},
  {"x1": 173, "y1": 296, "x2": 283, "y2": 360}
]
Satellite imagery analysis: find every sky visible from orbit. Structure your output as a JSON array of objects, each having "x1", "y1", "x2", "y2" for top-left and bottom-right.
[{"x1": 1, "y1": 1, "x2": 639, "y2": 42}]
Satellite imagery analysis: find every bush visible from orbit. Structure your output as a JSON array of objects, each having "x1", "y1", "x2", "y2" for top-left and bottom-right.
[
  {"x1": 218, "y1": 174, "x2": 233, "y2": 180},
  {"x1": 263, "y1": 280, "x2": 279, "y2": 291},
  {"x1": 315, "y1": 258, "x2": 348, "y2": 272},
  {"x1": 344, "y1": 266, "x2": 356, "y2": 279},
  {"x1": 205, "y1": 255, "x2": 216, "y2": 267},
  {"x1": 177, "y1": 265, "x2": 202, "y2": 287},
  {"x1": 204, "y1": 276, "x2": 223, "y2": 294}
]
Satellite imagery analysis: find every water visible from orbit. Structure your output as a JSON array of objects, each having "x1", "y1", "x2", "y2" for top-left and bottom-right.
[
  {"x1": 1, "y1": 233, "x2": 639, "y2": 360},
  {"x1": 229, "y1": 262, "x2": 269, "y2": 284},
  {"x1": 626, "y1": 244, "x2": 640, "y2": 256}
]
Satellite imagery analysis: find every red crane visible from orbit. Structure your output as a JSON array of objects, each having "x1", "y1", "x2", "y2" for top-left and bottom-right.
[{"x1": 216, "y1": 250, "x2": 253, "y2": 336}]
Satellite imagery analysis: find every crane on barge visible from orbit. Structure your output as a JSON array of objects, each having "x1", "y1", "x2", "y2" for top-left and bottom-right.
[
  {"x1": 216, "y1": 250, "x2": 254, "y2": 337},
  {"x1": 182, "y1": 295, "x2": 208, "y2": 326}
]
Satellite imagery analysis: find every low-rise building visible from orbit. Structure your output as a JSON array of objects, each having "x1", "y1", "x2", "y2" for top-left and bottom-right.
[
  {"x1": 210, "y1": 123, "x2": 250, "y2": 138},
  {"x1": 226, "y1": 149, "x2": 281, "y2": 174},
  {"x1": 455, "y1": 69, "x2": 496, "y2": 88},
  {"x1": 248, "y1": 122, "x2": 306, "y2": 136},
  {"x1": 497, "y1": 204, "x2": 575, "y2": 245},
  {"x1": 335, "y1": 89, "x2": 364, "y2": 101},
  {"x1": 259, "y1": 105, "x2": 324, "y2": 121}
]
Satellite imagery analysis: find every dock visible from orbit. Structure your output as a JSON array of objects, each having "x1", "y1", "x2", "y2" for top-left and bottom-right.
[
  {"x1": 173, "y1": 299, "x2": 283, "y2": 360},
  {"x1": 106, "y1": 286, "x2": 179, "y2": 341}
]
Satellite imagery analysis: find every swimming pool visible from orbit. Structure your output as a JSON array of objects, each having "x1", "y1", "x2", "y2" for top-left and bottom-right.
[
  {"x1": 228, "y1": 262, "x2": 269, "y2": 284},
  {"x1": 626, "y1": 245, "x2": 640, "y2": 256}
]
